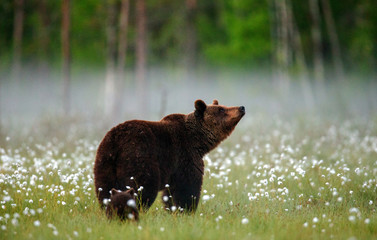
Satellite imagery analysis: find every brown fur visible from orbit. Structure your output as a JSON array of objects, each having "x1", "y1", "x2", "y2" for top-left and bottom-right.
[
  {"x1": 94, "y1": 99, "x2": 245, "y2": 212},
  {"x1": 106, "y1": 188, "x2": 139, "y2": 221}
]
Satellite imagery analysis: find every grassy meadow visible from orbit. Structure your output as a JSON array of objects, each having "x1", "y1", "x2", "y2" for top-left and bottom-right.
[{"x1": 1, "y1": 112, "x2": 377, "y2": 239}]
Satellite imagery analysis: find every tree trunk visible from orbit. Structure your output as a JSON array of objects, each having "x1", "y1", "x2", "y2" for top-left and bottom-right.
[
  {"x1": 274, "y1": 0, "x2": 290, "y2": 95},
  {"x1": 12, "y1": 0, "x2": 24, "y2": 81},
  {"x1": 104, "y1": 0, "x2": 118, "y2": 117},
  {"x1": 62, "y1": 0, "x2": 71, "y2": 115},
  {"x1": 136, "y1": 0, "x2": 147, "y2": 117},
  {"x1": 309, "y1": 0, "x2": 325, "y2": 84},
  {"x1": 37, "y1": 0, "x2": 50, "y2": 80},
  {"x1": 184, "y1": 0, "x2": 197, "y2": 71},
  {"x1": 114, "y1": 0, "x2": 130, "y2": 120},
  {"x1": 321, "y1": 0, "x2": 345, "y2": 81},
  {"x1": 287, "y1": 0, "x2": 314, "y2": 109},
  {"x1": 117, "y1": 0, "x2": 129, "y2": 78}
]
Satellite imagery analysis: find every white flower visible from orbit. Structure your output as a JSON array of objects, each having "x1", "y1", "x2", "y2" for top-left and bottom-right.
[
  {"x1": 369, "y1": 200, "x2": 373, "y2": 205},
  {"x1": 165, "y1": 184, "x2": 170, "y2": 188},
  {"x1": 348, "y1": 216, "x2": 356, "y2": 222},
  {"x1": 349, "y1": 208, "x2": 359, "y2": 213},
  {"x1": 365, "y1": 218, "x2": 370, "y2": 224},
  {"x1": 303, "y1": 222, "x2": 308, "y2": 227},
  {"x1": 313, "y1": 217, "x2": 319, "y2": 223},
  {"x1": 202, "y1": 195, "x2": 210, "y2": 201},
  {"x1": 11, "y1": 218, "x2": 18, "y2": 226},
  {"x1": 127, "y1": 199, "x2": 136, "y2": 208},
  {"x1": 241, "y1": 218, "x2": 249, "y2": 224},
  {"x1": 103, "y1": 198, "x2": 111, "y2": 205},
  {"x1": 47, "y1": 223, "x2": 56, "y2": 229},
  {"x1": 30, "y1": 209, "x2": 36, "y2": 215},
  {"x1": 3, "y1": 196, "x2": 11, "y2": 202},
  {"x1": 160, "y1": 227, "x2": 165, "y2": 232},
  {"x1": 162, "y1": 196, "x2": 169, "y2": 202},
  {"x1": 34, "y1": 220, "x2": 41, "y2": 227}
]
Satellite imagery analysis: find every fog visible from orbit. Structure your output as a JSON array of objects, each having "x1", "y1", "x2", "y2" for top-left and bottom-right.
[{"x1": 1, "y1": 68, "x2": 376, "y2": 129}]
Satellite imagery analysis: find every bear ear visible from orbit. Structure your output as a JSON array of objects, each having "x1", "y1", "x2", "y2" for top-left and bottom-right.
[
  {"x1": 127, "y1": 188, "x2": 135, "y2": 196},
  {"x1": 195, "y1": 99, "x2": 207, "y2": 118},
  {"x1": 212, "y1": 99, "x2": 219, "y2": 105},
  {"x1": 110, "y1": 188, "x2": 119, "y2": 196}
]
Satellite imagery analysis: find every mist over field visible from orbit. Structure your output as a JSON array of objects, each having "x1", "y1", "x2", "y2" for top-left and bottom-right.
[{"x1": 1, "y1": 69, "x2": 376, "y2": 126}]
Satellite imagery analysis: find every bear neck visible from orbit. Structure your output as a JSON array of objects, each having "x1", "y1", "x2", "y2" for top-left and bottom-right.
[{"x1": 185, "y1": 114, "x2": 221, "y2": 157}]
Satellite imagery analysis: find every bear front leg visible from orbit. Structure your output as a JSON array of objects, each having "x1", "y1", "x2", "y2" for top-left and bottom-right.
[{"x1": 171, "y1": 168, "x2": 203, "y2": 212}]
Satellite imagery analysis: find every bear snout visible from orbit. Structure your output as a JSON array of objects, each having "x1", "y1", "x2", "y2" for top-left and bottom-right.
[{"x1": 239, "y1": 106, "x2": 245, "y2": 114}]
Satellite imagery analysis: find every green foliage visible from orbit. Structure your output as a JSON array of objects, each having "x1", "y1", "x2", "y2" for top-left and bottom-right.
[
  {"x1": 202, "y1": 0, "x2": 271, "y2": 67},
  {"x1": 0, "y1": 0, "x2": 376, "y2": 73}
]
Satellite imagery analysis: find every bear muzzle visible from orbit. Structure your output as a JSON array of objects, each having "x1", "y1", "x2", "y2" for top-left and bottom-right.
[{"x1": 239, "y1": 106, "x2": 245, "y2": 116}]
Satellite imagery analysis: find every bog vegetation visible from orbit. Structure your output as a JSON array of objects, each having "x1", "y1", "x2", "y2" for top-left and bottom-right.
[{"x1": 1, "y1": 110, "x2": 377, "y2": 239}]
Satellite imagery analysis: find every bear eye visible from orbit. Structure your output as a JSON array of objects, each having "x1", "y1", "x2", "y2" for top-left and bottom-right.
[{"x1": 219, "y1": 107, "x2": 225, "y2": 113}]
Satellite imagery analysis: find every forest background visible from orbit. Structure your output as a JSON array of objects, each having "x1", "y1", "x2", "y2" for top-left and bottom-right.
[{"x1": 0, "y1": 0, "x2": 376, "y2": 122}]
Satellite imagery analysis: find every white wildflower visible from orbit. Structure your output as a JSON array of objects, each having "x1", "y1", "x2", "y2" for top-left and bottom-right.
[
  {"x1": 127, "y1": 199, "x2": 136, "y2": 208},
  {"x1": 202, "y1": 195, "x2": 210, "y2": 201}
]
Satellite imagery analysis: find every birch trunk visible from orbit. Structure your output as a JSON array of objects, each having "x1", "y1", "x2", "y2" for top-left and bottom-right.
[
  {"x1": 114, "y1": 0, "x2": 130, "y2": 120},
  {"x1": 104, "y1": 0, "x2": 118, "y2": 117},
  {"x1": 62, "y1": 0, "x2": 71, "y2": 115},
  {"x1": 321, "y1": 0, "x2": 345, "y2": 81},
  {"x1": 12, "y1": 0, "x2": 24, "y2": 81},
  {"x1": 309, "y1": 0, "x2": 325, "y2": 83},
  {"x1": 136, "y1": 0, "x2": 147, "y2": 117}
]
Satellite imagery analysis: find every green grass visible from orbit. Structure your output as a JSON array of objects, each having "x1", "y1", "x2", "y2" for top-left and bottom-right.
[{"x1": 1, "y1": 115, "x2": 377, "y2": 239}]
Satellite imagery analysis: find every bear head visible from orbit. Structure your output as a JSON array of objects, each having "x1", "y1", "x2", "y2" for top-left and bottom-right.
[
  {"x1": 106, "y1": 188, "x2": 139, "y2": 221},
  {"x1": 194, "y1": 99, "x2": 245, "y2": 144}
]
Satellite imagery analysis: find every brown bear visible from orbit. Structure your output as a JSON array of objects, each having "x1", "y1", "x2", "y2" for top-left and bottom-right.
[
  {"x1": 94, "y1": 99, "x2": 245, "y2": 212},
  {"x1": 105, "y1": 188, "x2": 139, "y2": 221}
]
